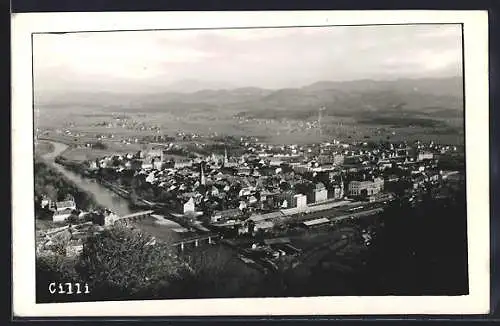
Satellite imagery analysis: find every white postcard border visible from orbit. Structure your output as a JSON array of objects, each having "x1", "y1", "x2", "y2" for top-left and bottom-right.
[{"x1": 11, "y1": 10, "x2": 490, "y2": 317}]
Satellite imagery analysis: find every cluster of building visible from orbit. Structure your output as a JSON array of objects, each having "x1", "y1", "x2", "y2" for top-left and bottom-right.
[
  {"x1": 40, "y1": 195, "x2": 80, "y2": 223},
  {"x1": 35, "y1": 212, "x2": 132, "y2": 258},
  {"x1": 79, "y1": 138, "x2": 462, "y2": 236},
  {"x1": 39, "y1": 192, "x2": 123, "y2": 227},
  {"x1": 35, "y1": 133, "x2": 464, "y2": 268},
  {"x1": 92, "y1": 117, "x2": 162, "y2": 133},
  {"x1": 36, "y1": 222, "x2": 96, "y2": 258},
  {"x1": 36, "y1": 204, "x2": 126, "y2": 257}
]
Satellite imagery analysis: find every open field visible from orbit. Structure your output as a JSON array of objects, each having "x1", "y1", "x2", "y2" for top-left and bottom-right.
[
  {"x1": 36, "y1": 105, "x2": 465, "y2": 147},
  {"x1": 34, "y1": 76, "x2": 465, "y2": 148},
  {"x1": 58, "y1": 144, "x2": 194, "y2": 162},
  {"x1": 34, "y1": 140, "x2": 55, "y2": 157},
  {"x1": 59, "y1": 148, "x2": 129, "y2": 161},
  {"x1": 59, "y1": 140, "x2": 147, "y2": 160}
]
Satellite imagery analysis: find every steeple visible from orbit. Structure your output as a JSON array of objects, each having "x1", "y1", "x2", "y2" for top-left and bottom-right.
[
  {"x1": 200, "y1": 163, "x2": 206, "y2": 186},
  {"x1": 224, "y1": 147, "x2": 229, "y2": 166},
  {"x1": 340, "y1": 174, "x2": 344, "y2": 197}
]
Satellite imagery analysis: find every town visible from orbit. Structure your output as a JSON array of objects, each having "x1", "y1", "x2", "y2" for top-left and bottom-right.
[{"x1": 36, "y1": 131, "x2": 465, "y2": 275}]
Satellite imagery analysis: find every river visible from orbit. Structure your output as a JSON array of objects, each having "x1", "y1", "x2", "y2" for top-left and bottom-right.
[
  {"x1": 40, "y1": 141, "x2": 182, "y2": 242},
  {"x1": 42, "y1": 142, "x2": 135, "y2": 216}
]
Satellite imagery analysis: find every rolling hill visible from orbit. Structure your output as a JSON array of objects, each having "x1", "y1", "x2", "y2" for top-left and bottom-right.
[{"x1": 35, "y1": 77, "x2": 464, "y2": 124}]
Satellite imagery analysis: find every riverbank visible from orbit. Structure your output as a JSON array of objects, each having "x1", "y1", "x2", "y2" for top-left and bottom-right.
[
  {"x1": 38, "y1": 141, "x2": 185, "y2": 241},
  {"x1": 34, "y1": 158, "x2": 100, "y2": 206},
  {"x1": 53, "y1": 150, "x2": 158, "y2": 210}
]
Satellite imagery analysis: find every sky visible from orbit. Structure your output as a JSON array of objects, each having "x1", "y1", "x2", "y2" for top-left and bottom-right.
[{"x1": 33, "y1": 24, "x2": 463, "y2": 95}]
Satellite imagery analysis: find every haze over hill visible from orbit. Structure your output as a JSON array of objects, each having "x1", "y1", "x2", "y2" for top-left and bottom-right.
[{"x1": 35, "y1": 76, "x2": 463, "y2": 124}]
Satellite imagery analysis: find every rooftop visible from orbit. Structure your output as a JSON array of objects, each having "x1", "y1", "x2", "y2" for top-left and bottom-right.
[
  {"x1": 56, "y1": 200, "x2": 76, "y2": 208},
  {"x1": 303, "y1": 217, "x2": 330, "y2": 227},
  {"x1": 264, "y1": 237, "x2": 291, "y2": 245}
]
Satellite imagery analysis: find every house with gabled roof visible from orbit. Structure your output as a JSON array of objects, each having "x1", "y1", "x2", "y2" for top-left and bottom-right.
[{"x1": 55, "y1": 200, "x2": 76, "y2": 212}]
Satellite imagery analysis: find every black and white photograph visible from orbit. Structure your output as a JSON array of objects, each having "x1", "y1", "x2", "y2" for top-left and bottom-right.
[{"x1": 12, "y1": 11, "x2": 490, "y2": 317}]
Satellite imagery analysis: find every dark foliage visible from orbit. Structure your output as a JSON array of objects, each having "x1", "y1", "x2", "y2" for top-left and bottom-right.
[
  {"x1": 34, "y1": 159, "x2": 101, "y2": 212},
  {"x1": 362, "y1": 184, "x2": 468, "y2": 295}
]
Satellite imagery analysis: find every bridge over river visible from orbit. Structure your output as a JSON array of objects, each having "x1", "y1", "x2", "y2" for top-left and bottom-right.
[
  {"x1": 112, "y1": 210, "x2": 220, "y2": 251},
  {"x1": 40, "y1": 142, "x2": 182, "y2": 244}
]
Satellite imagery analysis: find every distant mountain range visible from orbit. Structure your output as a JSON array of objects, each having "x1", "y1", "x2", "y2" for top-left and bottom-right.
[{"x1": 35, "y1": 76, "x2": 463, "y2": 122}]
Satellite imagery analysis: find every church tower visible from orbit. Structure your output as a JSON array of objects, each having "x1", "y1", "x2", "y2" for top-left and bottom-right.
[
  {"x1": 224, "y1": 147, "x2": 229, "y2": 166},
  {"x1": 340, "y1": 175, "x2": 345, "y2": 198},
  {"x1": 200, "y1": 163, "x2": 206, "y2": 186}
]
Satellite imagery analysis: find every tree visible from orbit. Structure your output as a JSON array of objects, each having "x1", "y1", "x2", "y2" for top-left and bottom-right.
[
  {"x1": 255, "y1": 228, "x2": 266, "y2": 243},
  {"x1": 67, "y1": 214, "x2": 79, "y2": 225},
  {"x1": 184, "y1": 211, "x2": 198, "y2": 225},
  {"x1": 294, "y1": 182, "x2": 313, "y2": 196},
  {"x1": 45, "y1": 184, "x2": 58, "y2": 202},
  {"x1": 93, "y1": 141, "x2": 107, "y2": 150},
  {"x1": 247, "y1": 220, "x2": 256, "y2": 235},
  {"x1": 50, "y1": 229, "x2": 73, "y2": 256},
  {"x1": 169, "y1": 245, "x2": 254, "y2": 298},
  {"x1": 36, "y1": 255, "x2": 80, "y2": 303},
  {"x1": 76, "y1": 225, "x2": 181, "y2": 300},
  {"x1": 364, "y1": 184, "x2": 468, "y2": 295},
  {"x1": 360, "y1": 189, "x2": 368, "y2": 199},
  {"x1": 279, "y1": 182, "x2": 291, "y2": 191},
  {"x1": 258, "y1": 254, "x2": 296, "y2": 297}
]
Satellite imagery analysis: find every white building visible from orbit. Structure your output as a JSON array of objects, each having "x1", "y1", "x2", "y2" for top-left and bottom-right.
[
  {"x1": 145, "y1": 171, "x2": 156, "y2": 183},
  {"x1": 104, "y1": 212, "x2": 119, "y2": 226},
  {"x1": 333, "y1": 154, "x2": 345, "y2": 166},
  {"x1": 294, "y1": 194, "x2": 307, "y2": 210},
  {"x1": 55, "y1": 200, "x2": 76, "y2": 212},
  {"x1": 153, "y1": 160, "x2": 163, "y2": 170},
  {"x1": 292, "y1": 164, "x2": 312, "y2": 174},
  {"x1": 40, "y1": 196, "x2": 52, "y2": 209},
  {"x1": 174, "y1": 160, "x2": 193, "y2": 169},
  {"x1": 348, "y1": 178, "x2": 384, "y2": 197},
  {"x1": 417, "y1": 152, "x2": 434, "y2": 161},
  {"x1": 183, "y1": 197, "x2": 195, "y2": 214},
  {"x1": 313, "y1": 182, "x2": 328, "y2": 203},
  {"x1": 53, "y1": 209, "x2": 73, "y2": 223},
  {"x1": 331, "y1": 183, "x2": 344, "y2": 200}
]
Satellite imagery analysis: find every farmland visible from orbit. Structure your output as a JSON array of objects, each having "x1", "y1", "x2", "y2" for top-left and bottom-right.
[
  {"x1": 36, "y1": 104, "x2": 464, "y2": 155},
  {"x1": 34, "y1": 77, "x2": 464, "y2": 149}
]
